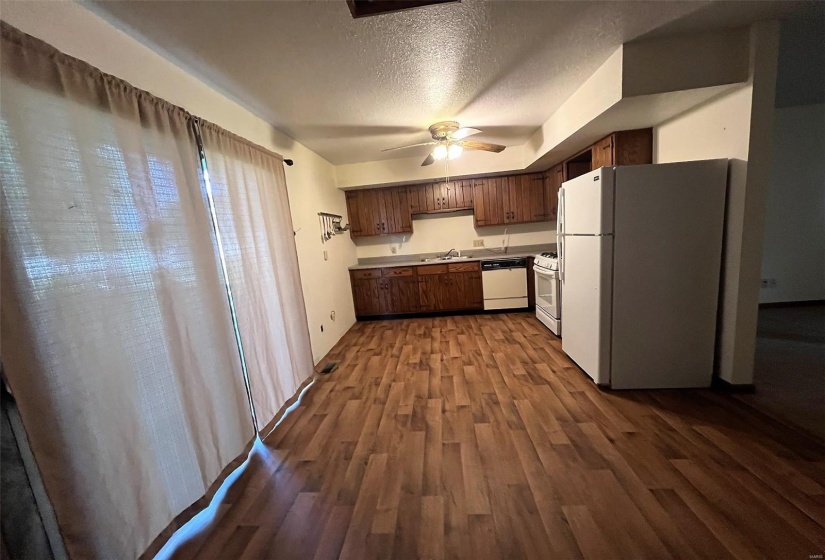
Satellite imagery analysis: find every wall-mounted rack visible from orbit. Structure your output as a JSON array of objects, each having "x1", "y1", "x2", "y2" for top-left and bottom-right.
[{"x1": 318, "y1": 212, "x2": 350, "y2": 242}]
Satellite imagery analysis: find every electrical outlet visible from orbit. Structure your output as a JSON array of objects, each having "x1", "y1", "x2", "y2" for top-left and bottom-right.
[
  {"x1": 390, "y1": 246, "x2": 397, "y2": 254},
  {"x1": 761, "y1": 278, "x2": 777, "y2": 289},
  {"x1": 473, "y1": 240, "x2": 484, "y2": 247}
]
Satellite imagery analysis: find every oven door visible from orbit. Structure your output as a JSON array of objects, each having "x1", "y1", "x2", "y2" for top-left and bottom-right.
[{"x1": 534, "y1": 266, "x2": 560, "y2": 320}]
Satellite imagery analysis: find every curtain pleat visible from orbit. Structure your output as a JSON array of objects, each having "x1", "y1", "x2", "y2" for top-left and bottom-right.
[
  {"x1": 199, "y1": 121, "x2": 315, "y2": 431},
  {"x1": 0, "y1": 22, "x2": 254, "y2": 559}
]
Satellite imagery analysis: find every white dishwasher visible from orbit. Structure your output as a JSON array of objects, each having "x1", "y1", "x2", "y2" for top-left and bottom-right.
[{"x1": 481, "y1": 258, "x2": 529, "y2": 310}]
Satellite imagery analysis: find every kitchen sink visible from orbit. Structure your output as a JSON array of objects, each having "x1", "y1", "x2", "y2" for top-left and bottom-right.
[{"x1": 420, "y1": 255, "x2": 472, "y2": 263}]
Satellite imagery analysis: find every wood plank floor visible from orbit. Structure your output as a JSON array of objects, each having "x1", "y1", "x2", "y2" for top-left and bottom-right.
[{"x1": 172, "y1": 313, "x2": 825, "y2": 559}]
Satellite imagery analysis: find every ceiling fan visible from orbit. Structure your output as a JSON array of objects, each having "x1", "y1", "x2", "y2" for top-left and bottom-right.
[{"x1": 382, "y1": 121, "x2": 506, "y2": 166}]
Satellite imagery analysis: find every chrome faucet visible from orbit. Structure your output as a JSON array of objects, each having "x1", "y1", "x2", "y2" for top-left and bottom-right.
[{"x1": 440, "y1": 248, "x2": 458, "y2": 259}]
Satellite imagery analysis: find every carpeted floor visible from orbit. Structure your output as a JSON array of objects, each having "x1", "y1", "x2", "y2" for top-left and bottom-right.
[{"x1": 740, "y1": 304, "x2": 825, "y2": 441}]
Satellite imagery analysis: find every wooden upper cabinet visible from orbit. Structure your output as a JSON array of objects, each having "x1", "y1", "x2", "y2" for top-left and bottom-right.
[
  {"x1": 544, "y1": 164, "x2": 564, "y2": 220},
  {"x1": 474, "y1": 173, "x2": 552, "y2": 227},
  {"x1": 591, "y1": 135, "x2": 614, "y2": 170},
  {"x1": 446, "y1": 179, "x2": 474, "y2": 210},
  {"x1": 589, "y1": 128, "x2": 653, "y2": 171},
  {"x1": 409, "y1": 179, "x2": 473, "y2": 214},
  {"x1": 473, "y1": 176, "x2": 501, "y2": 227},
  {"x1": 345, "y1": 191, "x2": 364, "y2": 237},
  {"x1": 613, "y1": 128, "x2": 653, "y2": 166},
  {"x1": 347, "y1": 187, "x2": 412, "y2": 238},
  {"x1": 384, "y1": 186, "x2": 412, "y2": 234},
  {"x1": 348, "y1": 128, "x2": 650, "y2": 238}
]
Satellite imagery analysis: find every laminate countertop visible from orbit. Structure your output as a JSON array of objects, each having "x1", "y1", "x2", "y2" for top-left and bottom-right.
[{"x1": 348, "y1": 244, "x2": 556, "y2": 271}]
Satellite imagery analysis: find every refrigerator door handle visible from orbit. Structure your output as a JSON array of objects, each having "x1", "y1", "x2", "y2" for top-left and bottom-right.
[
  {"x1": 558, "y1": 188, "x2": 565, "y2": 283},
  {"x1": 558, "y1": 188, "x2": 565, "y2": 236},
  {"x1": 559, "y1": 237, "x2": 564, "y2": 285}
]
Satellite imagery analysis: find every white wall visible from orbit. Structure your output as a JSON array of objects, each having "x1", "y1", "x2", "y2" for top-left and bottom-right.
[
  {"x1": 1, "y1": 1, "x2": 357, "y2": 364},
  {"x1": 760, "y1": 103, "x2": 825, "y2": 303},
  {"x1": 354, "y1": 213, "x2": 554, "y2": 259},
  {"x1": 654, "y1": 22, "x2": 780, "y2": 386},
  {"x1": 654, "y1": 86, "x2": 753, "y2": 162}
]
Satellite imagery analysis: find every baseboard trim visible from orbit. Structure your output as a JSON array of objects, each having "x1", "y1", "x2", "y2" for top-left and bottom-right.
[
  {"x1": 759, "y1": 299, "x2": 825, "y2": 308},
  {"x1": 712, "y1": 376, "x2": 756, "y2": 394},
  {"x1": 356, "y1": 308, "x2": 533, "y2": 321}
]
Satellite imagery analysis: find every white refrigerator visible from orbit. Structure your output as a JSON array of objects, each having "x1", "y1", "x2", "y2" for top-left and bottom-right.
[{"x1": 558, "y1": 160, "x2": 728, "y2": 389}]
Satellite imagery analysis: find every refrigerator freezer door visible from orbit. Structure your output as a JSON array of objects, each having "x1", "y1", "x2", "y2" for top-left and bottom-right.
[
  {"x1": 610, "y1": 160, "x2": 728, "y2": 389},
  {"x1": 560, "y1": 167, "x2": 615, "y2": 235},
  {"x1": 561, "y1": 235, "x2": 613, "y2": 385}
]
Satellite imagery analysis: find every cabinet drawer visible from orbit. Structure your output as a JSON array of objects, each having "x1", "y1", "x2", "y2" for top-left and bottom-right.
[
  {"x1": 416, "y1": 264, "x2": 448, "y2": 275},
  {"x1": 383, "y1": 267, "x2": 414, "y2": 277},
  {"x1": 352, "y1": 268, "x2": 382, "y2": 280},
  {"x1": 448, "y1": 261, "x2": 480, "y2": 273}
]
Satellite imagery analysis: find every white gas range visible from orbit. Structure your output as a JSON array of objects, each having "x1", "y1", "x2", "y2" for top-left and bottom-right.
[{"x1": 533, "y1": 252, "x2": 561, "y2": 336}]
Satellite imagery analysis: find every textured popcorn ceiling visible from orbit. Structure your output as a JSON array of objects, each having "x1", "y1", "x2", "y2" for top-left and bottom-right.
[{"x1": 89, "y1": 0, "x2": 795, "y2": 165}]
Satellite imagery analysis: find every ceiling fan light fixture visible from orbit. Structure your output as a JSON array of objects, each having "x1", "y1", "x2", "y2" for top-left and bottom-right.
[
  {"x1": 432, "y1": 144, "x2": 448, "y2": 160},
  {"x1": 447, "y1": 143, "x2": 463, "y2": 160}
]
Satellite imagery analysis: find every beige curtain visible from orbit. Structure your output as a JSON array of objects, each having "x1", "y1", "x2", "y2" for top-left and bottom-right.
[
  {"x1": 0, "y1": 22, "x2": 254, "y2": 559},
  {"x1": 199, "y1": 122, "x2": 314, "y2": 431}
]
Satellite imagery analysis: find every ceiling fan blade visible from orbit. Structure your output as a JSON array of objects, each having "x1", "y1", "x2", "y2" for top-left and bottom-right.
[
  {"x1": 451, "y1": 127, "x2": 482, "y2": 140},
  {"x1": 381, "y1": 141, "x2": 436, "y2": 152},
  {"x1": 458, "y1": 140, "x2": 506, "y2": 153},
  {"x1": 421, "y1": 153, "x2": 435, "y2": 166}
]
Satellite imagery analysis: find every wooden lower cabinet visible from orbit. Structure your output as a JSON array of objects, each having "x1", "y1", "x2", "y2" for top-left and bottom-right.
[
  {"x1": 351, "y1": 277, "x2": 384, "y2": 316},
  {"x1": 417, "y1": 273, "x2": 444, "y2": 312},
  {"x1": 351, "y1": 262, "x2": 482, "y2": 317},
  {"x1": 448, "y1": 270, "x2": 483, "y2": 310},
  {"x1": 385, "y1": 276, "x2": 419, "y2": 314}
]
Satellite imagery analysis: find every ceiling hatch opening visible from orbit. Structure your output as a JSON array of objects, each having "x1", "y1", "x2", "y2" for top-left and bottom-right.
[{"x1": 347, "y1": 0, "x2": 459, "y2": 19}]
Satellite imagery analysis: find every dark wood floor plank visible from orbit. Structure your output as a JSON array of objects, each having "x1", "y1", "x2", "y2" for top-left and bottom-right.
[{"x1": 167, "y1": 312, "x2": 825, "y2": 560}]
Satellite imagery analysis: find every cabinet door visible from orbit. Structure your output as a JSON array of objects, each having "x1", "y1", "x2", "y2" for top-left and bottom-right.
[
  {"x1": 423, "y1": 182, "x2": 443, "y2": 212},
  {"x1": 381, "y1": 187, "x2": 412, "y2": 234},
  {"x1": 457, "y1": 179, "x2": 474, "y2": 209},
  {"x1": 408, "y1": 184, "x2": 426, "y2": 214},
  {"x1": 521, "y1": 173, "x2": 549, "y2": 223},
  {"x1": 346, "y1": 192, "x2": 364, "y2": 238},
  {"x1": 444, "y1": 179, "x2": 474, "y2": 210},
  {"x1": 505, "y1": 176, "x2": 520, "y2": 224},
  {"x1": 418, "y1": 273, "x2": 445, "y2": 311},
  {"x1": 386, "y1": 276, "x2": 419, "y2": 313},
  {"x1": 348, "y1": 190, "x2": 382, "y2": 238},
  {"x1": 474, "y1": 176, "x2": 513, "y2": 227},
  {"x1": 453, "y1": 271, "x2": 483, "y2": 310},
  {"x1": 352, "y1": 277, "x2": 383, "y2": 316},
  {"x1": 374, "y1": 189, "x2": 390, "y2": 235},
  {"x1": 473, "y1": 179, "x2": 489, "y2": 226},
  {"x1": 591, "y1": 135, "x2": 614, "y2": 170},
  {"x1": 545, "y1": 164, "x2": 564, "y2": 221},
  {"x1": 355, "y1": 190, "x2": 381, "y2": 236},
  {"x1": 440, "y1": 273, "x2": 460, "y2": 310}
]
